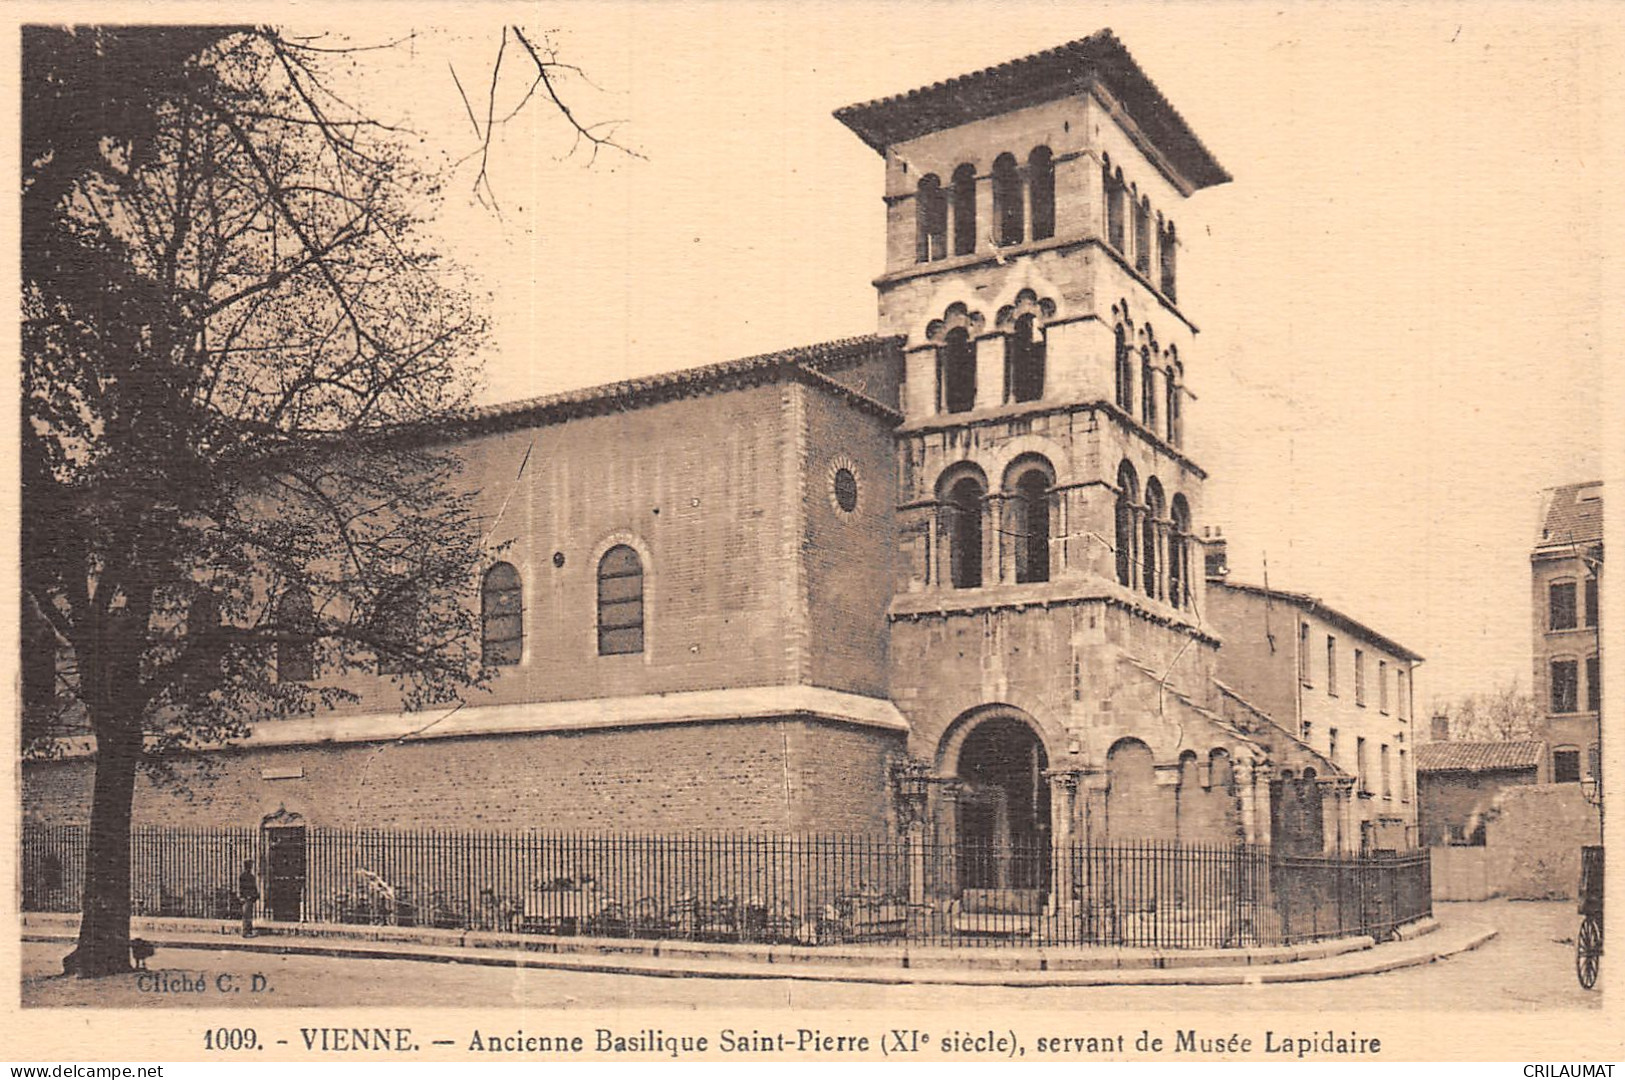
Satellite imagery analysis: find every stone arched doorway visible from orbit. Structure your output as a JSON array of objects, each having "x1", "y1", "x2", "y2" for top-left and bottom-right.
[{"x1": 950, "y1": 713, "x2": 1051, "y2": 894}]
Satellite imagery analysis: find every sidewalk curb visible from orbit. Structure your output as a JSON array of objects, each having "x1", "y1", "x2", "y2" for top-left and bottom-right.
[{"x1": 20, "y1": 921, "x2": 1495, "y2": 988}]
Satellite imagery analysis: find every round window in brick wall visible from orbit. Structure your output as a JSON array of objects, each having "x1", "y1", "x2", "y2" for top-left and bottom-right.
[{"x1": 827, "y1": 457, "x2": 861, "y2": 515}]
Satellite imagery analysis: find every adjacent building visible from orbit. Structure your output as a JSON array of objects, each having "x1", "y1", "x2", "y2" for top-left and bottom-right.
[
  {"x1": 1202, "y1": 541, "x2": 1423, "y2": 853},
  {"x1": 1414, "y1": 740, "x2": 1546, "y2": 847},
  {"x1": 1531, "y1": 480, "x2": 1604, "y2": 785}
]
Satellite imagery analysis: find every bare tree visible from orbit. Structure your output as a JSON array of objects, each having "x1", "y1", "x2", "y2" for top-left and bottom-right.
[
  {"x1": 22, "y1": 25, "x2": 625, "y2": 976},
  {"x1": 1435, "y1": 679, "x2": 1541, "y2": 743}
]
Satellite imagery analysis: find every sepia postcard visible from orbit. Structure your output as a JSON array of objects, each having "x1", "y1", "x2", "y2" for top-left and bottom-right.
[{"x1": 4, "y1": 0, "x2": 1623, "y2": 1066}]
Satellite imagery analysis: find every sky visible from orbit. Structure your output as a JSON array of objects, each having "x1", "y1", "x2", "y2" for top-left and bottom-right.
[{"x1": 315, "y1": 1, "x2": 1618, "y2": 711}]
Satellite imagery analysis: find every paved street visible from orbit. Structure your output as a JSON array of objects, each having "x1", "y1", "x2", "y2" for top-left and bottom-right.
[{"x1": 21, "y1": 900, "x2": 1598, "y2": 1012}]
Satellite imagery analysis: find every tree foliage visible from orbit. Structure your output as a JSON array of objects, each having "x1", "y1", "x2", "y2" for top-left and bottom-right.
[
  {"x1": 1434, "y1": 679, "x2": 1541, "y2": 744},
  {"x1": 22, "y1": 25, "x2": 496, "y2": 975}
]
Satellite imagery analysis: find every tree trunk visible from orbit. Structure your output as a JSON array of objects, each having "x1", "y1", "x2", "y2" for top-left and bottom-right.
[{"x1": 67, "y1": 721, "x2": 142, "y2": 977}]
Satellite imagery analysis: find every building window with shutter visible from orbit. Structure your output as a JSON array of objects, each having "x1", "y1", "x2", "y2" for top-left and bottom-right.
[
  {"x1": 1326, "y1": 635, "x2": 1338, "y2": 696},
  {"x1": 1115, "y1": 460, "x2": 1139, "y2": 590},
  {"x1": 1588, "y1": 655, "x2": 1601, "y2": 713},
  {"x1": 276, "y1": 587, "x2": 316, "y2": 683},
  {"x1": 1134, "y1": 194, "x2": 1152, "y2": 274},
  {"x1": 597, "y1": 546, "x2": 645, "y2": 656},
  {"x1": 916, "y1": 174, "x2": 947, "y2": 262},
  {"x1": 940, "y1": 327, "x2": 977, "y2": 414},
  {"x1": 1551, "y1": 658, "x2": 1579, "y2": 714},
  {"x1": 1550, "y1": 580, "x2": 1578, "y2": 631},
  {"x1": 951, "y1": 163, "x2": 977, "y2": 256},
  {"x1": 481, "y1": 562, "x2": 523, "y2": 666},
  {"x1": 993, "y1": 153, "x2": 1023, "y2": 246},
  {"x1": 1028, "y1": 146, "x2": 1054, "y2": 241}
]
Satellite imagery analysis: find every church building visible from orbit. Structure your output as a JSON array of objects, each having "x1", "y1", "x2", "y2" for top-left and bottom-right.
[{"x1": 25, "y1": 32, "x2": 1381, "y2": 872}]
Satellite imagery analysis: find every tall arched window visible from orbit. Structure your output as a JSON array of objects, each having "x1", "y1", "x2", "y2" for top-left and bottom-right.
[
  {"x1": 1141, "y1": 345, "x2": 1157, "y2": 428},
  {"x1": 940, "y1": 327, "x2": 976, "y2": 414},
  {"x1": 916, "y1": 174, "x2": 946, "y2": 263},
  {"x1": 951, "y1": 163, "x2": 977, "y2": 256},
  {"x1": 1028, "y1": 146, "x2": 1054, "y2": 241},
  {"x1": 1104, "y1": 161, "x2": 1126, "y2": 252},
  {"x1": 1010, "y1": 462, "x2": 1052, "y2": 584},
  {"x1": 943, "y1": 474, "x2": 986, "y2": 589},
  {"x1": 1114, "y1": 324, "x2": 1134, "y2": 412},
  {"x1": 1005, "y1": 313, "x2": 1045, "y2": 403},
  {"x1": 1134, "y1": 194, "x2": 1152, "y2": 274},
  {"x1": 597, "y1": 546, "x2": 645, "y2": 656},
  {"x1": 1169, "y1": 495, "x2": 1191, "y2": 610},
  {"x1": 1165, "y1": 354, "x2": 1182, "y2": 446},
  {"x1": 481, "y1": 562, "x2": 523, "y2": 665},
  {"x1": 1115, "y1": 461, "x2": 1139, "y2": 588},
  {"x1": 1160, "y1": 219, "x2": 1178, "y2": 301},
  {"x1": 992, "y1": 153, "x2": 1023, "y2": 246},
  {"x1": 1143, "y1": 478, "x2": 1165, "y2": 600},
  {"x1": 276, "y1": 586, "x2": 315, "y2": 683}
]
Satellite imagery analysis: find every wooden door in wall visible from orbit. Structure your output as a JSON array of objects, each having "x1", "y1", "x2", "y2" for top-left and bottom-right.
[{"x1": 265, "y1": 826, "x2": 306, "y2": 923}]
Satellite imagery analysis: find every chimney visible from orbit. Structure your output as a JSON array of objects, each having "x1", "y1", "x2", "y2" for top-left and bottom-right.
[
  {"x1": 1204, "y1": 526, "x2": 1229, "y2": 580},
  {"x1": 1430, "y1": 713, "x2": 1450, "y2": 742}
]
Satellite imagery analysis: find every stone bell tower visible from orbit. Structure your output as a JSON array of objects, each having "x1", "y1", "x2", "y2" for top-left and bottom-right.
[{"x1": 837, "y1": 33, "x2": 1266, "y2": 862}]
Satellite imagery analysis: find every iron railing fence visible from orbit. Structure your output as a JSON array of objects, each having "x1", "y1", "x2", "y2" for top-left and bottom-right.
[{"x1": 21, "y1": 825, "x2": 1430, "y2": 949}]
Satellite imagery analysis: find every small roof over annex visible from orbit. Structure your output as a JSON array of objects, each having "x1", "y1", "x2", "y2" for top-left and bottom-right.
[
  {"x1": 1415, "y1": 740, "x2": 1545, "y2": 775},
  {"x1": 834, "y1": 29, "x2": 1230, "y2": 192}
]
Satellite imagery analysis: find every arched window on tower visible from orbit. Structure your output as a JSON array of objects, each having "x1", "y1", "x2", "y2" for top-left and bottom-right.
[
  {"x1": 1160, "y1": 219, "x2": 1178, "y2": 301},
  {"x1": 481, "y1": 562, "x2": 523, "y2": 666},
  {"x1": 1169, "y1": 495, "x2": 1191, "y2": 610},
  {"x1": 1114, "y1": 324, "x2": 1134, "y2": 412},
  {"x1": 597, "y1": 546, "x2": 645, "y2": 656},
  {"x1": 941, "y1": 473, "x2": 987, "y2": 589},
  {"x1": 1134, "y1": 194, "x2": 1152, "y2": 275},
  {"x1": 1005, "y1": 313, "x2": 1045, "y2": 403},
  {"x1": 1009, "y1": 460, "x2": 1053, "y2": 584},
  {"x1": 1141, "y1": 345, "x2": 1157, "y2": 428},
  {"x1": 1028, "y1": 146, "x2": 1054, "y2": 241},
  {"x1": 1143, "y1": 478, "x2": 1165, "y2": 600},
  {"x1": 916, "y1": 174, "x2": 946, "y2": 263},
  {"x1": 951, "y1": 163, "x2": 977, "y2": 256},
  {"x1": 276, "y1": 585, "x2": 315, "y2": 683},
  {"x1": 1115, "y1": 461, "x2": 1139, "y2": 588},
  {"x1": 993, "y1": 153, "x2": 1023, "y2": 246},
  {"x1": 940, "y1": 327, "x2": 977, "y2": 414},
  {"x1": 1165, "y1": 352, "x2": 1182, "y2": 446},
  {"x1": 1104, "y1": 160, "x2": 1126, "y2": 252}
]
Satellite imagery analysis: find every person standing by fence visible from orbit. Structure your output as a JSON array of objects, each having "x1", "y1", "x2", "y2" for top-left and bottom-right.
[{"x1": 238, "y1": 860, "x2": 260, "y2": 938}]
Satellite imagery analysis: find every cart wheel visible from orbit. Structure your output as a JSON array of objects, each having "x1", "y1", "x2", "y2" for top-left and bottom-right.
[{"x1": 1577, "y1": 914, "x2": 1602, "y2": 990}]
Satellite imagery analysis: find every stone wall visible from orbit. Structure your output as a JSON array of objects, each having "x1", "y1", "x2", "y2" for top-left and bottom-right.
[
  {"x1": 22, "y1": 718, "x2": 906, "y2": 835},
  {"x1": 1485, "y1": 783, "x2": 1600, "y2": 900}
]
